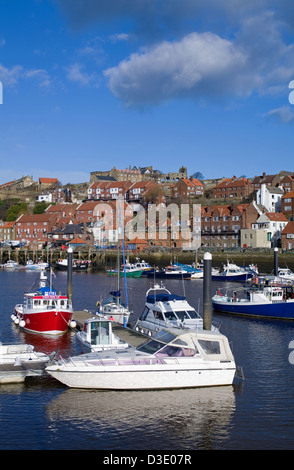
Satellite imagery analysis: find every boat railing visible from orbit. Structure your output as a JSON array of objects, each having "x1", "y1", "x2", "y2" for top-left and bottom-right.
[{"x1": 60, "y1": 355, "x2": 168, "y2": 368}]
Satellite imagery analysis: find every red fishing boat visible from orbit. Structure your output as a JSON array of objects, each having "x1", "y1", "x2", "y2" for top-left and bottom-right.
[{"x1": 13, "y1": 270, "x2": 74, "y2": 335}]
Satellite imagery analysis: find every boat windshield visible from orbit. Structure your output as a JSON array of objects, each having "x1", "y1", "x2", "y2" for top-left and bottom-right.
[
  {"x1": 137, "y1": 330, "x2": 177, "y2": 354},
  {"x1": 137, "y1": 339, "x2": 166, "y2": 355},
  {"x1": 174, "y1": 309, "x2": 200, "y2": 320}
]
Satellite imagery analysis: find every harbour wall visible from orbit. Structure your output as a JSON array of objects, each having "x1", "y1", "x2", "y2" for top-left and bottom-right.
[{"x1": 1, "y1": 247, "x2": 294, "y2": 274}]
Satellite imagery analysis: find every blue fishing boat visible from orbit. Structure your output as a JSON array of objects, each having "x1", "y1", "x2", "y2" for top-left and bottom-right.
[{"x1": 212, "y1": 284, "x2": 294, "y2": 319}]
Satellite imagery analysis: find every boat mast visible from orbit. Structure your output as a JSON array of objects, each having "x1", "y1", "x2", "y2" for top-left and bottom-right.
[{"x1": 118, "y1": 198, "x2": 128, "y2": 308}]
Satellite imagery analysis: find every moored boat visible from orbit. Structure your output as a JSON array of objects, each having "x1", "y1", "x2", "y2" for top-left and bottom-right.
[
  {"x1": 212, "y1": 284, "x2": 294, "y2": 319},
  {"x1": 96, "y1": 290, "x2": 131, "y2": 326},
  {"x1": 277, "y1": 268, "x2": 294, "y2": 282},
  {"x1": 146, "y1": 265, "x2": 191, "y2": 280},
  {"x1": 13, "y1": 270, "x2": 74, "y2": 335},
  {"x1": 0, "y1": 342, "x2": 50, "y2": 384},
  {"x1": 55, "y1": 258, "x2": 90, "y2": 271},
  {"x1": 46, "y1": 327, "x2": 236, "y2": 390},
  {"x1": 134, "y1": 283, "x2": 216, "y2": 336},
  {"x1": 2, "y1": 260, "x2": 19, "y2": 270},
  {"x1": 76, "y1": 316, "x2": 129, "y2": 353},
  {"x1": 173, "y1": 262, "x2": 203, "y2": 279},
  {"x1": 25, "y1": 260, "x2": 49, "y2": 270},
  {"x1": 211, "y1": 261, "x2": 253, "y2": 282},
  {"x1": 106, "y1": 264, "x2": 144, "y2": 277}
]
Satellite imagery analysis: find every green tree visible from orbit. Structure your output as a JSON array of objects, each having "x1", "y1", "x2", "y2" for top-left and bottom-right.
[
  {"x1": 33, "y1": 201, "x2": 50, "y2": 214},
  {"x1": 6, "y1": 202, "x2": 28, "y2": 221}
]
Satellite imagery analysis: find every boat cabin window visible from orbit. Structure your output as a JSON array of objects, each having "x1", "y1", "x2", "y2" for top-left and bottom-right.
[
  {"x1": 164, "y1": 310, "x2": 177, "y2": 320},
  {"x1": 174, "y1": 309, "x2": 199, "y2": 320},
  {"x1": 153, "y1": 310, "x2": 164, "y2": 320},
  {"x1": 90, "y1": 321, "x2": 111, "y2": 345},
  {"x1": 141, "y1": 307, "x2": 149, "y2": 320},
  {"x1": 155, "y1": 345, "x2": 195, "y2": 357},
  {"x1": 198, "y1": 339, "x2": 221, "y2": 355}
]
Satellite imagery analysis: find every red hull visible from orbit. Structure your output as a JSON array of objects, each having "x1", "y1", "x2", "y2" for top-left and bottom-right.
[{"x1": 14, "y1": 307, "x2": 73, "y2": 335}]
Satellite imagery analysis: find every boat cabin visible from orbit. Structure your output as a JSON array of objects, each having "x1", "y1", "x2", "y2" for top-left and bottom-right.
[
  {"x1": 82, "y1": 319, "x2": 114, "y2": 347},
  {"x1": 137, "y1": 328, "x2": 234, "y2": 362},
  {"x1": 25, "y1": 291, "x2": 71, "y2": 311},
  {"x1": 140, "y1": 289, "x2": 203, "y2": 330}
]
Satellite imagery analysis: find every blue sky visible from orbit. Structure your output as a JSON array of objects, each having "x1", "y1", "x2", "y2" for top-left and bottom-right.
[{"x1": 0, "y1": 0, "x2": 294, "y2": 185}]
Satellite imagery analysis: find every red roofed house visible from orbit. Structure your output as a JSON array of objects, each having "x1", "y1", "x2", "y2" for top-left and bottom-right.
[
  {"x1": 201, "y1": 203, "x2": 259, "y2": 248},
  {"x1": 171, "y1": 178, "x2": 203, "y2": 199},
  {"x1": 252, "y1": 212, "x2": 288, "y2": 247},
  {"x1": 0, "y1": 221, "x2": 15, "y2": 242},
  {"x1": 15, "y1": 212, "x2": 59, "y2": 245},
  {"x1": 88, "y1": 181, "x2": 132, "y2": 200},
  {"x1": 38, "y1": 177, "x2": 59, "y2": 190},
  {"x1": 281, "y1": 221, "x2": 294, "y2": 250},
  {"x1": 127, "y1": 180, "x2": 163, "y2": 203},
  {"x1": 213, "y1": 176, "x2": 254, "y2": 199}
]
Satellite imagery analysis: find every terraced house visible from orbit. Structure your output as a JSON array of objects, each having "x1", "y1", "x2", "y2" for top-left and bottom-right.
[
  {"x1": 213, "y1": 176, "x2": 254, "y2": 199},
  {"x1": 15, "y1": 212, "x2": 58, "y2": 244},
  {"x1": 201, "y1": 203, "x2": 259, "y2": 248}
]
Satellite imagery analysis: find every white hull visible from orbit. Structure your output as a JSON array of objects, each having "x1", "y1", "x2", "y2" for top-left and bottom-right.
[{"x1": 47, "y1": 362, "x2": 235, "y2": 390}]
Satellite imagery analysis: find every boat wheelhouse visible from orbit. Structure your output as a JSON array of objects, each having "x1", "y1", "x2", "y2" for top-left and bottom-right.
[{"x1": 76, "y1": 316, "x2": 129, "y2": 353}]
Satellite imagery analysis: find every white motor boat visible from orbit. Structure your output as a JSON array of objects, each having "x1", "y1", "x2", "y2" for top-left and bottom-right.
[
  {"x1": 134, "y1": 283, "x2": 217, "y2": 336},
  {"x1": 0, "y1": 342, "x2": 50, "y2": 384},
  {"x1": 46, "y1": 327, "x2": 236, "y2": 390},
  {"x1": 76, "y1": 316, "x2": 129, "y2": 353},
  {"x1": 212, "y1": 261, "x2": 253, "y2": 282},
  {"x1": 2, "y1": 260, "x2": 19, "y2": 270},
  {"x1": 278, "y1": 268, "x2": 294, "y2": 282},
  {"x1": 25, "y1": 260, "x2": 49, "y2": 270}
]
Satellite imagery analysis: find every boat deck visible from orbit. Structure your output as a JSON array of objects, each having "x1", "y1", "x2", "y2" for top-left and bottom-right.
[{"x1": 73, "y1": 311, "x2": 148, "y2": 348}]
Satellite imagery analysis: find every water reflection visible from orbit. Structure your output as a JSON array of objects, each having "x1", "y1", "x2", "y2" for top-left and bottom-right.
[{"x1": 46, "y1": 386, "x2": 236, "y2": 450}]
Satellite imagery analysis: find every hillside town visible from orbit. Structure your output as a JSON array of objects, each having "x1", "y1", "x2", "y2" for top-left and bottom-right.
[{"x1": 0, "y1": 167, "x2": 294, "y2": 252}]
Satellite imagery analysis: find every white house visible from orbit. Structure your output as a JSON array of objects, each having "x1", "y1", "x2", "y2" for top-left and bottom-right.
[
  {"x1": 252, "y1": 212, "x2": 288, "y2": 247},
  {"x1": 256, "y1": 184, "x2": 284, "y2": 212}
]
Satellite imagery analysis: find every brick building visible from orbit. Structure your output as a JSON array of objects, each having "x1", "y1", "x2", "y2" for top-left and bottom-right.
[
  {"x1": 280, "y1": 175, "x2": 294, "y2": 193},
  {"x1": 15, "y1": 213, "x2": 58, "y2": 244},
  {"x1": 88, "y1": 181, "x2": 132, "y2": 201},
  {"x1": 171, "y1": 178, "x2": 204, "y2": 199},
  {"x1": 281, "y1": 221, "x2": 294, "y2": 250},
  {"x1": 281, "y1": 191, "x2": 294, "y2": 220},
  {"x1": 201, "y1": 203, "x2": 259, "y2": 248},
  {"x1": 213, "y1": 177, "x2": 254, "y2": 199}
]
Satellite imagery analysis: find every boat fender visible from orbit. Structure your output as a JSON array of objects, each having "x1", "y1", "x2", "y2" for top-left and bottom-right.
[
  {"x1": 19, "y1": 320, "x2": 26, "y2": 328},
  {"x1": 70, "y1": 320, "x2": 77, "y2": 328},
  {"x1": 14, "y1": 318, "x2": 19, "y2": 325},
  {"x1": 11, "y1": 314, "x2": 16, "y2": 321}
]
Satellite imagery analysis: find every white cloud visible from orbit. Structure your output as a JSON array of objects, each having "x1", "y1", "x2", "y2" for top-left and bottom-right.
[
  {"x1": 263, "y1": 106, "x2": 294, "y2": 123},
  {"x1": 0, "y1": 64, "x2": 23, "y2": 86},
  {"x1": 104, "y1": 32, "x2": 252, "y2": 106},
  {"x1": 65, "y1": 62, "x2": 99, "y2": 86}
]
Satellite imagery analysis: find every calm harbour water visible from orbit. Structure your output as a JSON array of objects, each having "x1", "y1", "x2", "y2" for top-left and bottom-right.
[{"x1": 0, "y1": 269, "x2": 294, "y2": 451}]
